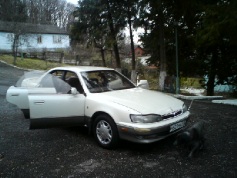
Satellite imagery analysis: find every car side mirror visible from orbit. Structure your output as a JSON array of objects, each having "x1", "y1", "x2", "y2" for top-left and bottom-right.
[
  {"x1": 71, "y1": 87, "x2": 78, "y2": 95},
  {"x1": 137, "y1": 80, "x2": 149, "y2": 89}
]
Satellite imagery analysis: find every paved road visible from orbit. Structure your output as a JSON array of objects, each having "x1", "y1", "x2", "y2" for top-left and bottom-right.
[
  {"x1": 0, "y1": 61, "x2": 237, "y2": 177},
  {"x1": 0, "y1": 62, "x2": 24, "y2": 95}
]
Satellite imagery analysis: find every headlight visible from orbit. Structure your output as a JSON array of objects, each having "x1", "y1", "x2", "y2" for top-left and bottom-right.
[
  {"x1": 182, "y1": 104, "x2": 188, "y2": 113},
  {"x1": 130, "y1": 114, "x2": 162, "y2": 123}
]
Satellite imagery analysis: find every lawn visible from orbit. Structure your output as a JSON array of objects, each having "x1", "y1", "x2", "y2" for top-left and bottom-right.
[{"x1": 0, "y1": 55, "x2": 69, "y2": 70}]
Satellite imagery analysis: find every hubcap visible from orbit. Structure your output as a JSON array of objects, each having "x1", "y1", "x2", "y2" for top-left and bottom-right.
[{"x1": 96, "y1": 120, "x2": 112, "y2": 144}]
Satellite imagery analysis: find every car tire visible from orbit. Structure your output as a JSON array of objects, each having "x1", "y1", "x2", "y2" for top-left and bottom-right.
[
  {"x1": 93, "y1": 114, "x2": 119, "y2": 149},
  {"x1": 21, "y1": 109, "x2": 30, "y2": 119}
]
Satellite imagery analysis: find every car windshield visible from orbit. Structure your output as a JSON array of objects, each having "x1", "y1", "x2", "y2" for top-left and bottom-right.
[{"x1": 81, "y1": 70, "x2": 135, "y2": 93}]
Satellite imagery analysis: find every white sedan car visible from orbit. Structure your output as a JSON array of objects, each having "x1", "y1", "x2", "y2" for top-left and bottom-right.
[{"x1": 6, "y1": 66, "x2": 190, "y2": 148}]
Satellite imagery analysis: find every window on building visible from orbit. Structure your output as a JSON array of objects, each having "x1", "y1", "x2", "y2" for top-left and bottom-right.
[
  {"x1": 7, "y1": 33, "x2": 14, "y2": 42},
  {"x1": 53, "y1": 35, "x2": 62, "y2": 43},
  {"x1": 37, "y1": 35, "x2": 42, "y2": 43}
]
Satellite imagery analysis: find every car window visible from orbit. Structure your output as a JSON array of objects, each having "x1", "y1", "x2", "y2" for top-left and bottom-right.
[
  {"x1": 40, "y1": 73, "x2": 71, "y2": 94},
  {"x1": 51, "y1": 70, "x2": 64, "y2": 78},
  {"x1": 65, "y1": 71, "x2": 77, "y2": 80},
  {"x1": 81, "y1": 70, "x2": 135, "y2": 93},
  {"x1": 65, "y1": 71, "x2": 84, "y2": 93},
  {"x1": 15, "y1": 70, "x2": 45, "y2": 88},
  {"x1": 51, "y1": 75, "x2": 71, "y2": 94}
]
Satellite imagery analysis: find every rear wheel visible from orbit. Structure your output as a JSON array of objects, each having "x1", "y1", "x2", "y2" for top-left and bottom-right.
[{"x1": 93, "y1": 114, "x2": 119, "y2": 149}]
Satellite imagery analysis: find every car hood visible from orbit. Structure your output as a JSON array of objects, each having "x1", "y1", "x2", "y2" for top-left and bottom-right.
[{"x1": 96, "y1": 88, "x2": 184, "y2": 115}]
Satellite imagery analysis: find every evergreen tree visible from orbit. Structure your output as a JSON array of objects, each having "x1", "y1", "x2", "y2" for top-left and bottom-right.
[
  {"x1": 72, "y1": 0, "x2": 127, "y2": 70},
  {"x1": 195, "y1": 0, "x2": 237, "y2": 95}
]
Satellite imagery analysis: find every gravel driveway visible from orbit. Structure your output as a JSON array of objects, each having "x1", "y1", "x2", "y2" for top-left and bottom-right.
[{"x1": 0, "y1": 61, "x2": 237, "y2": 177}]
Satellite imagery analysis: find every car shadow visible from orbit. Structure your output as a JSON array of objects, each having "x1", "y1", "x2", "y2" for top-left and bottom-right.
[{"x1": 59, "y1": 126, "x2": 179, "y2": 154}]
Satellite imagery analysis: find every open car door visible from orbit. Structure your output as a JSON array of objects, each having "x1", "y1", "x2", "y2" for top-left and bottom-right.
[
  {"x1": 7, "y1": 70, "x2": 86, "y2": 129},
  {"x1": 28, "y1": 73, "x2": 86, "y2": 129},
  {"x1": 6, "y1": 71, "x2": 56, "y2": 118}
]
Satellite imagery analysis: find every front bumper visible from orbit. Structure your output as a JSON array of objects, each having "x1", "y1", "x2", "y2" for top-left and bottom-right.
[{"x1": 117, "y1": 111, "x2": 190, "y2": 144}]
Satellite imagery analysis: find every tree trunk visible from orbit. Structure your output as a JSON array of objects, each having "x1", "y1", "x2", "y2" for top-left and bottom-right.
[
  {"x1": 128, "y1": 10, "x2": 136, "y2": 83},
  {"x1": 106, "y1": 1, "x2": 121, "y2": 70},
  {"x1": 158, "y1": 9, "x2": 167, "y2": 91},
  {"x1": 13, "y1": 50, "x2": 17, "y2": 66},
  {"x1": 206, "y1": 73, "x2": 215, "y2": 96},
  {"x1": 131, "y1": 70, "x2": 137, "y2": 84},
  {"x1": 12, "y1": 35, "x2": 18, "y2": 65},
  {"x1": 206, "y1": 49, "x2": 218, "y2": 96},
  {"x1": 159, "y1": 71, "x2": 166, "y2": 91},
  {"x1": 100, "y1": 48, "x2": 106, "y2": 67}
]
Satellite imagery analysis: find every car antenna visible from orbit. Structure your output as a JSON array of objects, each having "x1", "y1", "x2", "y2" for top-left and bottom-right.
[{"x1": 188, "y1": 100, "x2": 194, "y2": 111}]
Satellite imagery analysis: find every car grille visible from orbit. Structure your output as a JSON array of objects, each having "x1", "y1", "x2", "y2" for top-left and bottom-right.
[{"x1": 162, "y1": 110, "x2": 182, "y2": 120}]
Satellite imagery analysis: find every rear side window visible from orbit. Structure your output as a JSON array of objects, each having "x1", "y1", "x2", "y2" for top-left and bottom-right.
[{"x1": 51, "y1": 70, "x2": 64, "y2": 78}]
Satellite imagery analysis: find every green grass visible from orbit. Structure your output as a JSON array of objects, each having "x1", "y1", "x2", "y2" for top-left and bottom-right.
[
  {"x1": 0, "y1": 55, "x2": 69, "y2": 70},
  {"x1": 180, "y1": 77, "x2": 203, "y2": 89},
  {"x1": 142, "y1": 71, "x2": 203, "y2": 90}
]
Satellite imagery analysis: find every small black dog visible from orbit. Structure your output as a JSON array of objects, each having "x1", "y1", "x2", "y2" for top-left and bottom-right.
[{"x1": 173, "y1": 121, "x2": 205, "y2": 158}]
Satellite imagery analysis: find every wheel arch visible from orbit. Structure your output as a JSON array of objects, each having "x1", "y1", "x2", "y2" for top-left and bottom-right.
[
  {"x1": 88, "y1": 111, "x2": 116, "y2": 135},
  {"x1": 90, "y1": 111, "x2": 120, "y2": 148}
]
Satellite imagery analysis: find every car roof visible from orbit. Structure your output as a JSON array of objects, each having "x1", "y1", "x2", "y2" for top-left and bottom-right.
[{"x1": 51, "y1": 66, "x2": 114, "y2": 73}]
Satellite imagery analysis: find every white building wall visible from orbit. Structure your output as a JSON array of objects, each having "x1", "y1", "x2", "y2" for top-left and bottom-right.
[
  {"x1": 0, "y1": 32, "x2": 12, "y2": 51},
  {"x1": 0, "y1": 32, "x2": 70, "y2": 52}
]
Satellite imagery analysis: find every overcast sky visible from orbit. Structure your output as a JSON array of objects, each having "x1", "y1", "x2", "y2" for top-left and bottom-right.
[{"x1": 67, "y1": 0, "x2": 78, "y2": 5}]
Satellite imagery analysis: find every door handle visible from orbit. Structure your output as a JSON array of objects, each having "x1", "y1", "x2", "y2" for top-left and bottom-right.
[
  {"x1": 11, "y1": 93, "x2": 19, "y2": 96},
  {"x1": 34, "y1": 101, "x2": 45, "y2": 105}
]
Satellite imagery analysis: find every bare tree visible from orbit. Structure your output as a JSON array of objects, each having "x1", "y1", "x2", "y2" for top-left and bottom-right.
[
  {"x1": 57, "y1": 1, "x2": 75, "y2": 29},
  {"x1": 4, "y1": 21, "x2": 31, "y2": 65},
  {"x1": 25, "y1": 0, "x2": 75, "y2": 29},
  {"x1": 0, "y1": 0, "x2": 29, "y2": 64}
]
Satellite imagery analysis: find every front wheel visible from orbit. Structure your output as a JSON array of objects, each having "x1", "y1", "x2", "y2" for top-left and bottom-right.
[{"x1": 93, "y1": 114, "x2": 119, "y2": 149}]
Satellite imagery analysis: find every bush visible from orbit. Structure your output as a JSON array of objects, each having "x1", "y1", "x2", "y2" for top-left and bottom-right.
[{"x1": 180, "y1": 77, "x2": 203, "y2": 89}]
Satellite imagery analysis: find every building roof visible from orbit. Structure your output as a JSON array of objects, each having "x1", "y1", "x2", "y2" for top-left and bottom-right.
[{"x1": 0, "y1": 20, "x2": 68, "y2": 35}]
